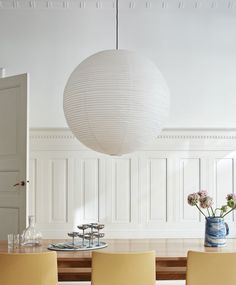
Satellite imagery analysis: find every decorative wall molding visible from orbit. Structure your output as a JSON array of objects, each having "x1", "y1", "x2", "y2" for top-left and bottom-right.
[
  {"x1": 29, "y1": 128, "x2": 236, "y2": 239},
  {"x1": 30, "y1": 127, "x2": 236, "y2": 138},
  {"x1": 30, "y1": 128, "x2": 236, "y2": 151},
  {"x1": 0, "y1": 0, "x2": 235, "y2": 10}
]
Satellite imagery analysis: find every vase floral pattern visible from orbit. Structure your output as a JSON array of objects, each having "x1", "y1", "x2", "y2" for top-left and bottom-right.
[{"x1": 204, "y1": 217, "x2": 229, "y2": 247}]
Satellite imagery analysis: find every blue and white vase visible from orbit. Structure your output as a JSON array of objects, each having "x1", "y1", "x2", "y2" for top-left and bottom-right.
[{"x1": 204, "y1": 217, "x2": 229, "y2": 247}]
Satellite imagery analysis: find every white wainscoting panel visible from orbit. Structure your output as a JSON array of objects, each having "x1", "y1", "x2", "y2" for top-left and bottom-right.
[
  {"x1": 29, "y1": 129, "x2": 236, "y2": 238},
  {"x1": 180, "y1": 158, "x2": 201, "y2": 222},
  {"x1": 215, "y1": 158, "x2": 234, "y2": 221},
  {"x1": 77, "y1": 158, "x2": 99, "y2": 222},
  {"x1": 112, "y1": 159, "x2": 131, "y2": 223},
  {"x1": 148, "y1": 158, "x2": 167, "y2": 223}
]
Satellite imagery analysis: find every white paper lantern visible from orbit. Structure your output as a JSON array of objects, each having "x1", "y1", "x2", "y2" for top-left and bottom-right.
[{"x1": 63, "y1": 49, "x2": 169, "y2": 155}]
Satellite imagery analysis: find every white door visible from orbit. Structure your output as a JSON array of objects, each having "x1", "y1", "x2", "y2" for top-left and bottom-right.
[{"x1": 0, "y1": 74, "x2": 28, "y2": 240}]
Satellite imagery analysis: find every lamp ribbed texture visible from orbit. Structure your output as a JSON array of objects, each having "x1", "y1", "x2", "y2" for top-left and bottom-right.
[{"x1": 63, "y1": 50, "x2": 169, "y2": 155}]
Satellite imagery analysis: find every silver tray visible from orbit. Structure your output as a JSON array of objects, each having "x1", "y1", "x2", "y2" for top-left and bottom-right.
[{"x1": 48, "y1": 241, "x2": 108, "y2": 251}]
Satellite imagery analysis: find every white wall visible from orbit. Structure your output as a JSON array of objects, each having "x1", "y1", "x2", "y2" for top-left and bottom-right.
[
  {"x1": 0, "y1": 0, "x2": 114, "y2": 127},
  {"x1": 29, "y1": 128, "x2": 236, "y2": 238},
  {"x1": 1, "y1": 0, "x2": 236, "y2": 128}
]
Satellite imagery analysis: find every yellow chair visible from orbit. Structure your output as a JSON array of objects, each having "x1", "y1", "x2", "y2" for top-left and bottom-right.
[
  {"x1": 0, "y1": 252, "x2": 58, "y2": 285},
  {"x1": 92, "y1": 251, "x2": 156, "y2": 285},
  {"x1": 186, "y1": 251, "x2": 236, "y2": 285}
]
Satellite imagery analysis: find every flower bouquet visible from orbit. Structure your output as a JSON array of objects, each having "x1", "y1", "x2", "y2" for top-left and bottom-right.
[
  {"x1": 187, "y1": 191, "x2": 236, "y2": 247},
  {"x1": 187, "y1": 191, "x2": 236, "y2": 218}
]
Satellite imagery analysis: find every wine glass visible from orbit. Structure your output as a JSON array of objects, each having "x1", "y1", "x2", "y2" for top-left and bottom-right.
[
  {"x1": 93, "y1": 232, "x2": 105, "y2": 246},
  {"x1": 84, "y1": 233, "x2": 95, "y2": 248},
  {"x1": 93, "y1": 224, "x2": 104, "y2": 231},
  {"x1": 92, "y1": 224, "x2": 104, "y2": 245},
  {"x1": 89, "y1": 223, "x2": 98, "y2": 246},
  {"x1": 67, "y1": 232, "x2": 78, "y2": 247},
  {"x1": 77, "y1": 224, "x2": 90, "y2": 247},
  {"x1": 78, "y1": 233, "x2": 86, "y2": 247}
]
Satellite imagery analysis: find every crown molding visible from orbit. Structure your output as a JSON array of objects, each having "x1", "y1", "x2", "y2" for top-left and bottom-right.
[
  {"x1": 29, "y1": 128, "x2": 236, "y2": 153},
  {"x1": 30, "y1": 127, "x2": 236, "y2": 140},
  {"x1": 30, "y1": 128, "x2": 236, "y2": 139},
  {"x1": 0, "y1": 0, "x2": 235, "y2": 10}
]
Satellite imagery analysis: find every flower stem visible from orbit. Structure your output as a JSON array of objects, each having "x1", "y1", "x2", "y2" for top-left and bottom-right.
[
  {"x1": 214, "y1": 208, "x2": 221, "y2": 216},
  {"x1": 207, "y1": 208, "x2": 211, "y2": 217},
  {"x1": 195, "y1": 204, "x2": 207, "y2": 218},
  {"x1": 211, "y1": 207, "x2": 215, "y2": 217},
  {"x1": 222, "y1": 207, "x2": 235, "y2": 218}
]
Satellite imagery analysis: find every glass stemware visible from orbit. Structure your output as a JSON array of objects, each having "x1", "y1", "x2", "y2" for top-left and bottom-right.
[
  {"x1": 67, "y1": 232, "x2": 78, "y2": 247},
  {"x1": 84, "y1": 233, "x2": 95, "y2": 248},
  {"x1": 78, "y1": 233, "x2": 85, "y2": 247},
  {"x1": 93, "y1": 232, "x2": 105, "y2": 246},
  {"x1": 65, "y1": 223, "x2": 105, "y2": 249},
  {"x1": 77, "y1": 224, "x2": 89, "y2": 247},
  {"x1": 93, "y1": 224, "x2": 104, "y2": 231},
  {"x1": 89, "y1": 223, "x2": 98, "y2": 246}
]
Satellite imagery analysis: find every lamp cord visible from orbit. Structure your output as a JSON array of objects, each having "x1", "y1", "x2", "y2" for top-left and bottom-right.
[{"x1": 116, "y1": 0, "x2": 118, "y2": 50}]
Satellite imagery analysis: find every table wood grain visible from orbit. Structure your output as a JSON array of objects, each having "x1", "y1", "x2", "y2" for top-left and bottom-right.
[{"x1": 1, "y1": 239, "x2": 236, "y2": 281}]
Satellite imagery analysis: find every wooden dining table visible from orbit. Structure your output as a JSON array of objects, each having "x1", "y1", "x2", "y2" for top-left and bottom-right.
[{"x1": 1, "y1": 238, "x2": 236, "y2": 281}]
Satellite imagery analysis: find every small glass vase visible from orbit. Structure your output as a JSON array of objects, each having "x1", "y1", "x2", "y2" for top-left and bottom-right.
[{"x1": 22, "y1": 215, "x2": 42, "y2": 246}]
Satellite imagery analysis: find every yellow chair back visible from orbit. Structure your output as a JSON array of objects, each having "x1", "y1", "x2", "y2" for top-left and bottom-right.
[
  {"x1": 92, "y1": 251, "x2": 156, "y2": 285},
  {"x1": 0, "y1": 251, "x2": 58, "y2": 285},
  {"x1": 186, "y1": 251, "x2": 236, "y2": 285}
]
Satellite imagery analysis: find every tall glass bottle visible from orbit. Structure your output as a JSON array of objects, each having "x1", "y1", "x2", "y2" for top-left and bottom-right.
[{"x1": 22, "y1": 215, "x2": 42, "y2": 246}]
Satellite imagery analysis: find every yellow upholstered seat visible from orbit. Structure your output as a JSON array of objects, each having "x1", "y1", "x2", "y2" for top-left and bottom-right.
[
  {"x1": 186, "y1": 251, "x2": 236, "y2": 285},
  {"x1": 0, "y1": 251, "x2": 58, "y2": 285},
  {"x1": 92, "y1": 251, "x2": 156, "y2": 285}
]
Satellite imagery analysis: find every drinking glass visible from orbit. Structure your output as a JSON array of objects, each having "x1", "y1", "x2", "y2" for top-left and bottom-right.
[
  {"x1": 8, "y1": 234, "x2": 20, "y2": 248},
  {"x1": 7, "y1": 234, "x2": 14, "y2": 248}
]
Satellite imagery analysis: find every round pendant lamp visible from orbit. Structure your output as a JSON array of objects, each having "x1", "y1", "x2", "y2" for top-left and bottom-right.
[{"x1": 63, "y1": 1, "x2": 170, "y2": 156}]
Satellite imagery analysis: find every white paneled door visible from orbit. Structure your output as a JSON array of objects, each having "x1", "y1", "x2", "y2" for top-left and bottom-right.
[{"x1": 0, "y1": 74, "x2": 28, "y2": 239}]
